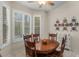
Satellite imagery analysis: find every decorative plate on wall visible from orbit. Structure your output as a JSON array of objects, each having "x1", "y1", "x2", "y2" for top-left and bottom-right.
[
  {"x1": 63, "y1": 27, "x2": 67, "y2": 30},
  {"x1": 56, "y1": 27, "x2": 59, "y2": 30},
  {"x1": 65, "y1": 23, "x2": 69, "y2": 26},
  {"x1": 72, "y1": 27, "x2": 77, "y2": 31},
  {"x1": 75, "y1": 23, "x2": 79, "y2": 26},
  {"x1": 54, "y1": 16, "x2": 79, "y2": 31},
  {"x1": 58, "y1": 24, "x2": 61, "y2": 26},
  {"x1": 56, "y1": 20, "x2": 59, "y2": 23},
  {"x1": 72, "y1": 18, "x2": 76, "y2": 22},
  {"x1": 69, "y1": 23, "x2": 73, "y2": 27},
  {"x1": 54, "y1": 24, "x2": 57, "y2": 27},
  {"x1": 63, "y1": 18, "x2": 67, "y2": 23}
]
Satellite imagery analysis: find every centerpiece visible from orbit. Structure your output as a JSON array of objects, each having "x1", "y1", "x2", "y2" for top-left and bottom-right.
[{"x1": 42, "y1": 39, "x2": 48, "y2": 45}]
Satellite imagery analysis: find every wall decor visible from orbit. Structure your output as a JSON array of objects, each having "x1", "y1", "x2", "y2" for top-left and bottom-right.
[
  {"x1": 58, "y1": 24, "x2": 61, "y2": 26},
  {"x1": 71, "y1": 16, "x2": 78, "y2": 31},
  {"x1": 63, "y1": 27, "x2": 67, "y2": 30},
  {"x1": 71, "y1": 27, "x2": 77, "y2": 31},
  {"x1": 69, "y1": 23, "x2": 73, "y2": 26},
  {"x1": 63, "y1": 18, "x2": 67, "y2": 23},
  {"x1": 54, "y1": 24, "x2": 57, "y2": 27},
  {"x1": 56, "y1": 27, "x2": 59, "y2": 30},
  {"x1": 75, "y1": 23, "x2": 79, "y2": 26},
  {"x1": 72, "y1": 19, "x2": 76, "y2": 22},
  {"x1": 65, "y1": 23, "x2": 69, "y2": 26},
  {"x1": 72, "y1": 16, "x2": 76, "y2": 22},
  {"x1": 54, "y1": 16, "x2": 79, "y2": 31},
  {"x1": 56, "y1": 20, "x2": 59, "y2": 23}
]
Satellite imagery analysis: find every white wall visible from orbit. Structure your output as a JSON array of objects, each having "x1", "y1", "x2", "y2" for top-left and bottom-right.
[{"x1": 48, "y1": 1, "x2": 79, "y2": 53}]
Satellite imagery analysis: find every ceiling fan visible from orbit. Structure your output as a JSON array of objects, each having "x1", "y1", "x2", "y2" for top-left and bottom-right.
[{"x1": 27, "y1": 1, "x2": 54, "y2": 8}]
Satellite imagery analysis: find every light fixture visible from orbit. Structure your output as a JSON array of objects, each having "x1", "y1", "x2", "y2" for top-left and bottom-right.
[
  {"x1": 38, "y1": 1, "x2": 47, "y2": 5},
  {"x1": 38, "y1": 1, "x2": 47, "y2": 8},
  {"x1": 27, "y1": 1, "x2": 54, "y2": 8}
]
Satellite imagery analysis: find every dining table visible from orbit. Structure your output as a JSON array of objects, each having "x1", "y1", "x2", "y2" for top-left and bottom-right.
[{"x1": 35, "y1": 39, "x2": 59, "y2": 54}]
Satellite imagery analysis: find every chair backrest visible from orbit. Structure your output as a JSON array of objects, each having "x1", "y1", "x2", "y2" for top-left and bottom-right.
[
  {"x1": 25, "y1": 45, "x2": 34, "y2": 56},
  {"x1": 49, "y1": 33, "x2": 57, "y2": 40},
  {"x1": 33, "y1": 39, "x2": 37, "y2": 57},
  {"x1": 25, "y1": 41, "x2": 37, "y2": 57},
  {"x1": 60, "y1": 37, "x2": 66, "y2": 54},
  {"x1": 23, "y1": 35, "x2": 35, "y2": 47},
  {"x1": 32, "y1": 34, "x2": 40, "y2": 42},
  {"x1": 23, "y1": 35, "x2": 37, "y2": 56},
  {"x1": 23, "y1": 35, "x2": 32, "y2": 41}
]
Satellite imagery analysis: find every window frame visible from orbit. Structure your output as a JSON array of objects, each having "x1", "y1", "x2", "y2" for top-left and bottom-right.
[
  {"x1": 12, "y1": 9, "x2": 32, "y2": 42},
  {"x1": 33, "y1": 15, "x2": 41, "y2": 34},
  {"x1": 23, "y1": 13, "x2": 32, "y2": 35},
  {"x1": 12, "y1": 10, "x2": 24, "y2": 42}
]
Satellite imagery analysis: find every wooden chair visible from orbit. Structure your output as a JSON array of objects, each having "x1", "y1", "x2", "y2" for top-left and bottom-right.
[
  {"x1": 33, "y1": 39, "x2": 37, "y2": 57},
  {"x1": 23, "y1": 35, "x2": 35, "y2": 47},
  {"x1": 49, "y1": 33, "x2": 57, "y2": 40},
  {"x1": 32, "y1": 34, "x2": 40, "y2": 42},
  {"x1": 25, "y1": 45, "x2": 34, "y2": 56},
  {"x1": 23, "y1": 35, "x2": 36, "y2": 56},
  {"x1": 48, "y1": 37, "x2": 66, "y2": 57},
  {"x1": 23, "y1": 35, "x2": 32, "y2": 41}
]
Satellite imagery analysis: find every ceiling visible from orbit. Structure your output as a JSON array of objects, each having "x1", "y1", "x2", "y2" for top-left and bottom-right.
[{"x1": 16, "y1": 1, "x2": 65, "y2": 11}]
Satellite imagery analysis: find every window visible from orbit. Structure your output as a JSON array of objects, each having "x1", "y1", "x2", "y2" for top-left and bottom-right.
[
  {"x1": 33, "y1": 16, "x2": 40, "y2": 34},
  {"x1": 24, "y1": 15, "x2": 31, "y2": 35},
  {"x1": 14, "y1": 12, "x2": 23, "y2": 39},
  {"x1": 3, "y1": 6, "x2": 7, "y2": 44},
  {"x1": 13, "y1": 10, "x2": 41, "y2": 42}
]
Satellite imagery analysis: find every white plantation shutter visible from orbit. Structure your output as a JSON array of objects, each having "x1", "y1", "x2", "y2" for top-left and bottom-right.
[{"x1": 33, "y1": 16, "x2": 40, "y2": 34}]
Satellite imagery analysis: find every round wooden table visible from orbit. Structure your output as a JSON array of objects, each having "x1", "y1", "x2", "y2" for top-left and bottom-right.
[{"x1": 35, "y1": 39, "x2": 59, "y2": 54}]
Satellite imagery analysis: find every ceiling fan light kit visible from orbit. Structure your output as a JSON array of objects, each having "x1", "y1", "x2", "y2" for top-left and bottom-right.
[
  {"x1": 38, "y1": 1, "x2": 54, "y2": 8},
  {"x1": 27, "y1": 1, "x2": 54, "y2": 8}
]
